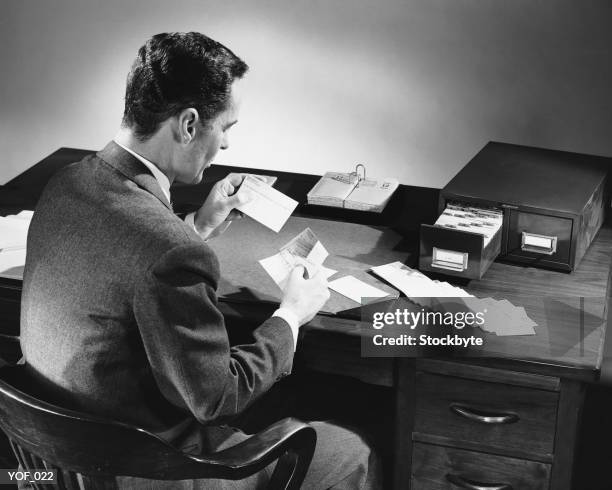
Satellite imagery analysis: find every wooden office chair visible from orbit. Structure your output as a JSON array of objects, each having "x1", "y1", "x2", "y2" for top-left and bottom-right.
[{"x1": 0, "y1": 366, "x2": 316, "y2": 489}]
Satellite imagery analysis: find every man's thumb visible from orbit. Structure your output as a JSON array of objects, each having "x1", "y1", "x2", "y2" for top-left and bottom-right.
[{"x1": 290, "y1": 265, "x2": 307, "y2": 280}]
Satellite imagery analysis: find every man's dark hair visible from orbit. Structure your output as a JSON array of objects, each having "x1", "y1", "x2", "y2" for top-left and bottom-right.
[{"x1": 122, "y1": 32, "x2": 248, "y2": 140}]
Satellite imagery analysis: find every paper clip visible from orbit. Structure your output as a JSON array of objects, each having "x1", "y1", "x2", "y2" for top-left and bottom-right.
[{"x1": 350, "y1": 164, "x2": 366, "y2": 187}]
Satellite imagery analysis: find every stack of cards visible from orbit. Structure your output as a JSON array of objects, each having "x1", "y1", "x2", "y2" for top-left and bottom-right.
[
  {"x1": 306, "y1": 172, "x2": 357, "y2": 208},
  {"x1": 371, "y1": 262, "x2": 537, "y2": 336},
  {"x1": 259, "y1": 228, "x2": 337, "y2": 288},
  {"x1": 475, "y1": 298, "x2": 537, "y2": 336},
  {"x1": 371, "y1": 262, "x2": 473, "y2": 299},
  {"x1": 434, "y1": 202, "x2": 503, "y2": 246}
]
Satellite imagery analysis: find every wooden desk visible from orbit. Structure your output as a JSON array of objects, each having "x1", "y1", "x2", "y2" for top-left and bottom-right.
[{"x1": 1, "y1": 148, "x2": 611, "y2": 489}]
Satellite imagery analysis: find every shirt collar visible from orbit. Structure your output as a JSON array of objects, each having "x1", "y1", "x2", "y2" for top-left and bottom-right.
[{"x1": 113, "y1": 140, "x2": 171, "y2": 205}]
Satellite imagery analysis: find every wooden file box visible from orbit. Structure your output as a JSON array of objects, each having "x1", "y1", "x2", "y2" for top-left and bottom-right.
[{"x1": 419, "y1": 142, "x2": 610, "y2": 279}]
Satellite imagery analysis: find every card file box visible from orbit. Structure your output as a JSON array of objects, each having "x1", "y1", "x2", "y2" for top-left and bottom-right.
[{"x1": 419, "y1": 142, "x2": 610, "y2": 279}]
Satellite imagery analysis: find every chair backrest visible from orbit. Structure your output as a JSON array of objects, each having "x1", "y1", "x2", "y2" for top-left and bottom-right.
[{"x1": 0, "y1": 366, "x2": 316, "y2": 489}]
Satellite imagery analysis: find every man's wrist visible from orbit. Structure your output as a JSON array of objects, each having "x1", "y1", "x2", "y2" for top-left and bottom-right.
[
  {"x1": 272, "y1": 307, "x2": 300, "y2": 350},
  {"x1": 185, "y1": 212, "x2": 212, "y2": 241}
]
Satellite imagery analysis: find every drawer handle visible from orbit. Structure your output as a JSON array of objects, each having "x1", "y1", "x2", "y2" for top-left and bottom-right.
[
  {"x1": 446, "y1": 473, "x2": 512, "y2": 490},
  {"x1": 432, "y1": 247, "x2": 469, "y2": 272},
  {"x1": 450, "y1": 403, "x2": 519, "y2": 424},
  {"x1": 520, "y1": 232, "x2": 557, "y2": 255}
]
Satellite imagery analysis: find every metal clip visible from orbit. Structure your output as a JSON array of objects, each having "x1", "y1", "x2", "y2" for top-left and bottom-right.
[{"x1": 349, "y1": 164, "x2": 366, "y2": 187}]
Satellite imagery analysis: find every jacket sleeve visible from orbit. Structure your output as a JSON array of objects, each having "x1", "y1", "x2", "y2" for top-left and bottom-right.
[{"x1": 133, "y1": 242, "x2": 294, "y2": 425}]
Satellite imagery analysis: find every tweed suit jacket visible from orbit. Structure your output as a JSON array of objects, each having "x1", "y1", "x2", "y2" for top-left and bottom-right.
[{"x1": 20, "y1": 141, "x2": 294, "y2": 441}]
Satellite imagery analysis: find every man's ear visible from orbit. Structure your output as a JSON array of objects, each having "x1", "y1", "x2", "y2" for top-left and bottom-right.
[{"x1": 177, "y1": 108, "x2": 200, "y2": 144}]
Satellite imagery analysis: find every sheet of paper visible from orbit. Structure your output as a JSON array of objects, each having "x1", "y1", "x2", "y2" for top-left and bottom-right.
[
  {"x1": 260, "y1": 228, "x2": 335, "y2": 288},
  {"x1": 280, "y1": 228, "x2": 329, "y2": 263},
  {"x1": 328, "y1": 275, "x2": 390, "y2": 304},
  {"x1": 259, "y1": 253, "x2": 336, "y2": 289},
  {"x1": 236, "y1": 175, "x2": 298, "y2": 232}
]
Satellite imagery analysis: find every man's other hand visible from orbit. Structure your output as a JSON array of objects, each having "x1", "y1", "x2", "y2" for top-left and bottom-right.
[
  {"x1": 194, "y1": 173, "x2": 253, "y2": 240},
  {"x1": 280, "y1": 266, "x2": 330, "y2": 326}
]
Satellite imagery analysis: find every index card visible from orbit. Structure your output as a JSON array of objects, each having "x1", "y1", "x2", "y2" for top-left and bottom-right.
[
  {"x1": 477, "y1": 298, "x2": 536, "y2": 336},
  {"x1": 434, "y1": 203, "x2": 503, "y2": 246},
  {"x1": 371, "y1": 262, "x2": 473, "y2": 299},
  {"x1": 280, "y1": 228, "x2": 329, "y2": 264},
  {"x1": 306, "y1": 172, "x2": 357, "y2": 207},
  {"x1": 259, "y1": 252, "x2": 336, "y2": 289},
  {"x1": 236, "y1": 175, "x2": 298, "y2": 232},
  {"x1": 328, "y1": 276, "x2": 390, "y2": 304},
  {"x1": 260, "y1": 228, "x2": 334, "y2": 288}
]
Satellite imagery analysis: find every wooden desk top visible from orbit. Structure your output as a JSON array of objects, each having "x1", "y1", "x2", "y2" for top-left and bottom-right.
[
  {"x1": 1, "y1": 147, "x2": 610, "y2": 383},
  {"x1": 207, "y1": 215, "x2": 408, "y2": 314}
]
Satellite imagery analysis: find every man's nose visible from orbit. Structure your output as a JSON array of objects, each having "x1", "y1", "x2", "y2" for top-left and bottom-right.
[{"x1": 220, "y1": 135, "x2": 229, "y2": 150}]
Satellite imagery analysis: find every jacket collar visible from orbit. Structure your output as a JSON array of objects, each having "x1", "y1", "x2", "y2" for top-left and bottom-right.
[{"x1": 96, "y1": 141, "x2": 172, "y2": 211}]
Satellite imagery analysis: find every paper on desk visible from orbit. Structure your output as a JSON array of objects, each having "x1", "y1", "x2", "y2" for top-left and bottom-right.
[
  {"x1": 280, "y1": 228, "x2": 328, "y2": 263},
  {"x1": 0, "y1": 212, "x2": 33, "y2": 251},
  {"x1": 328, "y1": 276, "x2": 390, "y2": 304},
  {"x1": 260, "y1": 253, "x2": 336, "y2": 288},
  {"x1": 371, "y1": 262, "x2": 473, "y2": 300},
  {"x1": 485, "y1": 298, "x2": 537, "y2": 336},
  {"x1": 235, "y1": 175, "x2": 298, "y2": 232},
  {"x1": 370, "y1": 263, "x2": 536, "y2": 336},
  {"x1": 260, "y1": 228, "x2": 336, "y2": 288}
]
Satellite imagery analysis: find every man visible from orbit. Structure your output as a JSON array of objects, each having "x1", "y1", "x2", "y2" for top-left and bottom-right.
[{"x1": 20, "y1": 32, "x2": 378, "y2": 488}]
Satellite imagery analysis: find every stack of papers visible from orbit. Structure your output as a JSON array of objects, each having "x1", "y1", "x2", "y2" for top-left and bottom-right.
[
  {"x1": 307, "y1": 172, "x2": 355, "y2": 208},
  {"x1": 434, "y1": 203, "x2": 503, "y2": 246},
  {"x1": 259, "y1": 228, "x2": 337, "y2": 288},
  {"x1": 307, "y1": 172, "x2": 399, "y2": 213},
  {"x1": 371, "y1": 261, "x2": 536, "y2": 336},
  {"x1": 236, "y1": 175, "x2": 298, "y2": 233},
  {"x1": 343, "y1": 178, "x2": 399, "y2": 212}
]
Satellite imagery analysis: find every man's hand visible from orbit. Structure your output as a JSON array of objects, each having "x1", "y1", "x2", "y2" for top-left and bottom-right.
[
  {"x1": 280, "y1": 266, "x2": 330, "y2": 326},
  {"x1": 194, "y1": 173, "x2": 253, "y2": 240}
]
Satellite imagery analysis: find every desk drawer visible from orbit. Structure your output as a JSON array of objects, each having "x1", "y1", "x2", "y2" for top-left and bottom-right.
[
  {"x1": 414, "y1": 372, "x2": 558, "y2": 458},
  {"x1": 411, "y1": 442, "x2": 551, "y2": 490},
  {"x1": 505, "y1": 210, "x2": 573, "y2": 270},
  {"x1": 419, "y1": 224, "x2": 501, "y2": 280}
]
